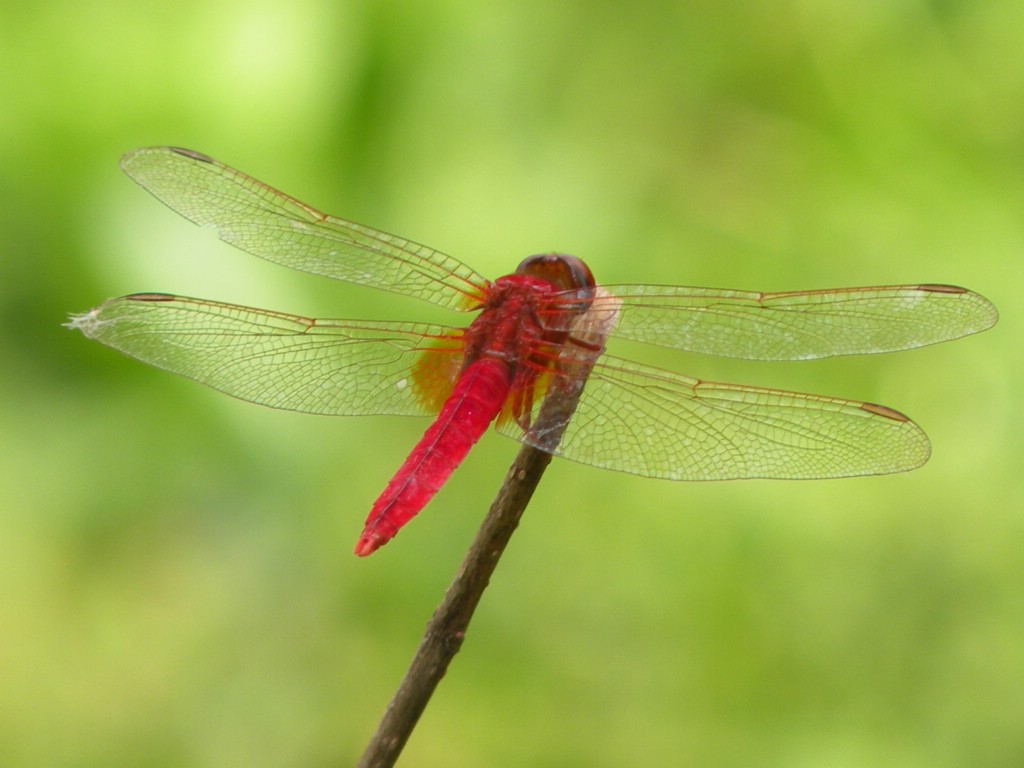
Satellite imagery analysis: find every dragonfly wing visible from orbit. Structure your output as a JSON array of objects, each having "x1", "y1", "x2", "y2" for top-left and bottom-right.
[
  {"x1": 68, "y1": 294, "x2": 464, "y2": 416},
  {"x1": 120, "y1": 147, "x2": 489, "y2": 311},
  {"x1": 497, "y1": 353, "x2": 930, "y2": 480},
  {"x1": 597, "y1": 283, "x2": 998, "y2": 360}
]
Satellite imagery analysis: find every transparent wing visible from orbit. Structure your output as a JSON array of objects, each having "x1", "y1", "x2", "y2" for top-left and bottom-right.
[
  {"x1": 120, "y1": 147, "x2": 489, "y2": 310},
  {"x1": 594, "y1": 283, "x2": 998, "y2": 360},
  {"x1": 498, "y1": 353, "x2": 930, "y2": 480},
  {"x1": 72, "y1": 294, "x2": 934, "y2": 480},
  {"x1": 68, "y1": 294, "x2": 465, "y2": 416}
]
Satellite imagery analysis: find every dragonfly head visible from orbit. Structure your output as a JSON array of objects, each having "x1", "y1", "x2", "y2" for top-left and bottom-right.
[{"x1": 515, "y1": 253, "x2": 596, "y2": 312}]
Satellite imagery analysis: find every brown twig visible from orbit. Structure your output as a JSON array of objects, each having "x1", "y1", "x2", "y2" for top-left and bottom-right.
[
  {"x1": 356, "y1": 290, "x2": 618, "y2": 768},
  {"x1": 355, "y1": 441, "x2": 555, "y2": 768}
]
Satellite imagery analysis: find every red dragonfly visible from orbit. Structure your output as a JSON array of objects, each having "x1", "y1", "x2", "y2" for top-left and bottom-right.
[{"x1": 70, "y1": 147, "x2": 998, "y2": 555}]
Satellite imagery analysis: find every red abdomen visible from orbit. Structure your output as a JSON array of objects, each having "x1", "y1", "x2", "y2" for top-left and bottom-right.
[{"x1": 354, "y1": 357, "x2": 512, "y2": 556}]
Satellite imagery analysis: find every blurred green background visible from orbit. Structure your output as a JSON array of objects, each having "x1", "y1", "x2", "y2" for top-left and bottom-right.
[{"x1": 2, "y1": 1, "x2": 1020, "y2": 765}]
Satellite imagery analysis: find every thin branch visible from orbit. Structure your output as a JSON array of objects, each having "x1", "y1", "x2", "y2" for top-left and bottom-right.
[
  {"x1": 356, "y1": 290, "x2": 618, "y2": 768},
  {"x1": 355, "y1": 441, "x2": 554, "y2": 768}
]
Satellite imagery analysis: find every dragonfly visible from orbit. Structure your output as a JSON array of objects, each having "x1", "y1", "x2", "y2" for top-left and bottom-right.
[{"x1": 69, "y1": 147, "x2": 998, "y2": 555}]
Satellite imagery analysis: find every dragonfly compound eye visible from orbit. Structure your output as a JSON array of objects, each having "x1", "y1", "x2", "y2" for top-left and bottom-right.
[{"x1": 515, "y1": 253, "x2": 597, "y2": 308}]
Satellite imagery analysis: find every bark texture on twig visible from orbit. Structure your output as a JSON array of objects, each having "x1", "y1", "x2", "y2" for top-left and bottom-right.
[
  {"x1": 355, "y1": 442, "x2": 554, "y2": 768},
  {"x1": 357, "y1": 291, "x2": 618, "y2": 768}
]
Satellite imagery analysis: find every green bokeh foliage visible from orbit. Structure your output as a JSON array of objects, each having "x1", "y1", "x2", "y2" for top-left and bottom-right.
[{"x1": 1, "y1": 1, "x2": 1020, "y2": 766}]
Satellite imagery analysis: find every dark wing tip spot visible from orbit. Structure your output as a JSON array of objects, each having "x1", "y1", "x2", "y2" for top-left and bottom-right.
[
  {"x1": 168, "y1": 147, "x2": 215, "y2": 163},
  {"x1": 127, "y1": 293, "x2": 176, "y2": 302},
  {"x1": 917, "y1": 283, "x2": 967, "y2": 294},
  {"x1": 861, "y1": 401, "x2": 911, "y2": 423}
]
